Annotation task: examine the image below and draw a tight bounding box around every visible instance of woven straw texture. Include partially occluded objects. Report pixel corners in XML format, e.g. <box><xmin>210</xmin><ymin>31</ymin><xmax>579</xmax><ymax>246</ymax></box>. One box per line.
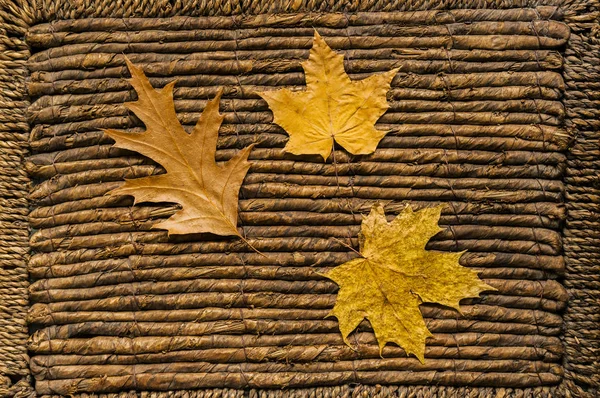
<box><xmin>561</xmin><ymin>0</ymin><xmax>600</xmax><ymax>396</ymax></box>
<box><xmin>26</xmin><ymin>8</ymin><xmax>570</xmax><ymax>396</ymax></box>
<box><xmin>0</xmin><ymin>1</ymin><xmax>33</xmax><ymax>397</ymax></box>
<box><xmin>0</xmin><ymin>0</ymin><xmax>597</xmax><ymax>397</ymax></box>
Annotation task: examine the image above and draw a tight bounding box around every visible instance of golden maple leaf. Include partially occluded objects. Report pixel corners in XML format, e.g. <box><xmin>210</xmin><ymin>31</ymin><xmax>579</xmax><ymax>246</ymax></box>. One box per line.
<box><xmin>257</xmin><ymin>31</ymin><xmax>399</xmax><ymax>161</ymax></box>
<box><xmin>324</xmin><ymin>204</ymin><xmax>495</xmax><ymax>363</ymax></box>
<box><xmin>104</xmin><ymin>58</ymin><xmax>254</xmax><ymax>237</ymax></box>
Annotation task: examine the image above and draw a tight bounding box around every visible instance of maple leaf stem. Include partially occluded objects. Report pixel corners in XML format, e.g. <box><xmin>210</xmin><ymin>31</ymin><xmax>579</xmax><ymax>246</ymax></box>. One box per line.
<box><xmin>236</xmin><ymin>232</ymin><xmax>266</xmax><ymax>258</ymax></box>
<box><xmin>330</xmin><ymin>140</ymin><xmax>340</xmax><ymax>187</ymax></box>
<box><xmin>332</xmin><ymin>237</ymin><xmax>363</xmax><ymax>258</ymax></box>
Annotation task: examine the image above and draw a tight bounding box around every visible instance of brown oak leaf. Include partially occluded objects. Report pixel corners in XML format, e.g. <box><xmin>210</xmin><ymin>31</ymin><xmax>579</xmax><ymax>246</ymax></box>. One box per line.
<box><xmin>257</xmin><ymin>31</ymin><xmax>399</xmax><ymax>161</ymax></box>
<box><xmin>104</xmin><ymin>58</ymin><xmax>254</xmax><ymax>237</ymax></box>
<box><xmin>323</xmin><ymin>203</ymin><xmax>495</xmax><ymax>363</ymax></box>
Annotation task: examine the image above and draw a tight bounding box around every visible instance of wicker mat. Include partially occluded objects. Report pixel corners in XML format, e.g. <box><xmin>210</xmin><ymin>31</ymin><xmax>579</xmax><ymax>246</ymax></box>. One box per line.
<box><xmin>0</xmin><ymin>0</ymin><xmax>598</xmax><ymax>397</ymax></box>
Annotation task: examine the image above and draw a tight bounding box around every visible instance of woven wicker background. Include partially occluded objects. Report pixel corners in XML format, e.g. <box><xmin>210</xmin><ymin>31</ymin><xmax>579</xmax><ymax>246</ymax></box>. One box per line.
<box><xmin>0</xmin><ymin>0</ymin><xmax>598</xmax><ymax>397</ymax></box>
<box><xmin>27</xmin><ymin>7</ymin><xmax>570</xmax><ymax>396</ymax></box>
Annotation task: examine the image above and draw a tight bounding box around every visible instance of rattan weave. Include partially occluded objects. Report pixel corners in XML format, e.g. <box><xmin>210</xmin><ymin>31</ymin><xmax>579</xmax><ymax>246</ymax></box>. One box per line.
<box><xmin>0</xmin><ymin>0</ymin><xmax>597</xmax><ymax>397</ymax></box>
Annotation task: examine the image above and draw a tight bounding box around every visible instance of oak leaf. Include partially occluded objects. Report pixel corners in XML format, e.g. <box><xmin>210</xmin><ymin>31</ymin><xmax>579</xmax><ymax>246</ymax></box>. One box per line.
<box><xmin>104</xmin><ymin>58</ymin><xmax>254</xmax><ymax>237</ymax></box>
<box><xmin>257</xmin><ymin>31</ymin><xmax>399</xmax><ymax>161</ymax></box>
<box><xmin>324</xmin><ymin>204</ymin><xmax>494</xmax><ymax>363</ymax></box>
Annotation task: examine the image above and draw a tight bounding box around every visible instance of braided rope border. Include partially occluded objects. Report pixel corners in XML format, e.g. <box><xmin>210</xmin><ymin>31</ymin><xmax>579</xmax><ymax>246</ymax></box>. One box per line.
<box><xmin>0</xmin><ymin>0</ymin><xmax>597</xmax><ymax>396</ymax></box>
<box><xmin>0</xmin><ymin>2</ymin><xmax>33</xmax><ymax>398</ymax></box>
<box><xmin>0</xmin><ymin>1</ymin><xmax>33</xmax><ymax>397</ymax></box>
<box><xmin>561</xmin><ymin>1</ymin><xmax>600</xmax><ymax>397</ymax></box>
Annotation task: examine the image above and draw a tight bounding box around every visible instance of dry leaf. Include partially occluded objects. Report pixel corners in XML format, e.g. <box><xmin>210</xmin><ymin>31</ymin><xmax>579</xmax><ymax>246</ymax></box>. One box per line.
<box><xmin>323</xmin><ymin>204</ymin><xmax>494</xmax><ymax>363</ymax></box>
<box><xmin>104</xmin><ymin>58</ymin><xmax>254</xmax><ymax>237</ymax></box>
<box><xmin>257</xmin><ymin>31</ymin><xmax>399</xmax><ymax>161</ymax></box>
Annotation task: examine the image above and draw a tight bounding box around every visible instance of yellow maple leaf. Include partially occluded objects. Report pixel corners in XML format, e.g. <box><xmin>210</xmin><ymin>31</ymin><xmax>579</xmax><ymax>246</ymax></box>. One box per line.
<box><xmin>104</xmin><ymin>58</ymin><xmax>254</xmax><ymax>237</ymax></box>
<box><xmin>324</xmin><ymin>204</ymin><xmax>495</xmax><ymax>363</ymax></box>
<box><xmin>257</xmin><ymin>31</ymin><xmax>399</xmax><ymax>161</ymax></box>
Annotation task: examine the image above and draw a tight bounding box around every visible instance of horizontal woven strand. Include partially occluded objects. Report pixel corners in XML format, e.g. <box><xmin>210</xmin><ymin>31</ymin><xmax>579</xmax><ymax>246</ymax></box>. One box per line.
<box><xmin>33</xmin><ymin>323</ymin><xmax>564</xmax><ymax>348</ymax></box>
<box><xmin>27</xmin><ymin>157</ymin><xmax>567</xmax><ymax>183</ymax></box>
<box><xmin>28</xmin><ymin>85</ymin><xmax>565</xmax><ymax>116</ymax></box>
<box><xmin>32</xmin><ymin>360</ymin><xmax>562</xmax><ymax>382</ymax></box>
<box><xmin>26</xmin><ymin>245</ymin><xmax>564</xmax><ymax>273</ymax></box>
<box><xmin>27</xmin><ymin>70</ymin><xmax>565</xmax><ymax>97</ymax></box>
<box><xmin>29</xmin><ymin>208</ymin><xmax>565</xmax><ymax>233</ymax></box>
<box><xmin>29</xmin><ymin>197</ymin><xmax>567</xmax><ymax>222</ymax></box>
<box><xmin>27</xmin><ymin>327</ymin><xmax>565</xmax><ymax>355</ymax></box>
<box><xmin>27</xmin><ymin>250</ymin><xmax>565</xmax><ymax>279</ymax></box>
<box><xmin>27</xmin><ymin>278</ymin><xmax>566</xmax><ymax>313</ymax></box>
<box><xmin>26</xmin><ymin>21</ymin><xmax>570</xmax><ymax>52</ymax></box>
<box><xmin>28</xmin><ymin>313</ymin><xmax>562</xmax><ymax>340</ymax></box>
<box><xmin>27</xmin><ymin>98</ymin><xmax>566</xmax><ymax>126</ymax></box>
<box><xmin>30</xmin><ymin>222</ymin><xmax>563</xmax><ymax>250</ymax></box>
<box><xmin>29</xmin><ymin>171</ymin><xmax>566</xmax><ymax>204</ymax></box>
<box><xmin>27</xmin><ymin>38</ymin><xmax>570</xmax><ymax>72</ymax></box>
<box><xmin>29</xmin><ymin>232</ymin><xmax>565</xmax><ymax>258</ymax></box>
<box><xmin>26</xmin><ymin>8</ymin><xmax>565</xmax><ymax>34</ymax></box>
<box><xmin>27</xmin><ymin>50</ymin><xmax>564</xmax><ymax>75</ymax></box>
<box><xmin>33</xmin><ymin>370</ymin><xmax>563</xmax><ymax>394</ymax></box>
<box><xmin>29</xmin><ymin>346</ymin><xmax>562</xmax><ymax>369</ymax></box>
<box><xmin>27</xmin><ymin>128</ymin><xmax>570</xmax><ymax>160</ymax></box>
<box><xmin>28</xmin><ymin>294</ymin><xmax>564</xmax><ymax>324</ymax></box>
<box><xmin>28</xmin><ymin>292</ymin><xmax>566</xmax><ymax>314</ymax></box>
<box><xmin>29</xmin><ymin>272</ymin><xmax>566</xmax><ymax>297</ymax></box>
